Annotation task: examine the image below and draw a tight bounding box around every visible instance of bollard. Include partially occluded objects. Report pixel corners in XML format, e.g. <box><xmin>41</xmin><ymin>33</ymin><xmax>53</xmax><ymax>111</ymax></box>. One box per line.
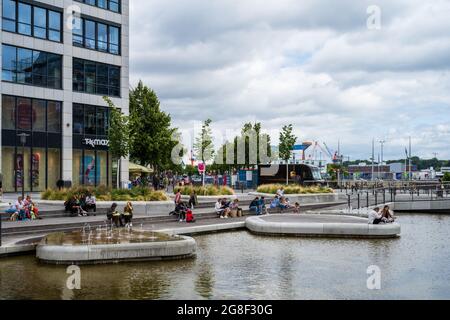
<box><xmin>357</xmin><ymin>193</ymin><xmax>360</xmax><ymax>209</ymax></box>
<box><xmin>383</xmin><ymin>189</ymin><xmax>386</xmax><ymax>204</ymax></box>
<box><xmin>375</xmin><ymin>192</ymin><xmax>378</xmax><ymax>206</ymax></box>
<box><xmin>347</xmin><ymin>194</ymin><xmax>351</xmax><ymax>211</ymax></box>
<box><xmin>367</xmin><ymin>192</ymin><xmax>369</xmax><ymax>208</ymax></box>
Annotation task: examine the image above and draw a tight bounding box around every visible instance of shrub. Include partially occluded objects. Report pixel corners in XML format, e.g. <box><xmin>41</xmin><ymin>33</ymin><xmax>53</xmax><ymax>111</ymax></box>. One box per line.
<box><xmin>177</xmin><ymin>185</ymin><xmax>235</xmax><ymax>196</ymax></box>
<box><xmin>256</xmin><ymin>184</ymin><xmax>333</xmax><ymax>195</ymax></box>
<box><xmin>41</xmin><ymin>186</ymin><xmax>169</xmax><ymax>202</ymax></box>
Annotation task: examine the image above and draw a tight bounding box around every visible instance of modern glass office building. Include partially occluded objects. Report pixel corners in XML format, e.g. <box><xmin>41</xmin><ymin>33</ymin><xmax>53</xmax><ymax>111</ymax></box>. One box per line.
<box><xmin>0</xmin><ymin>0</ymin><xmax>129</xmax><ymax>192</ymax></box>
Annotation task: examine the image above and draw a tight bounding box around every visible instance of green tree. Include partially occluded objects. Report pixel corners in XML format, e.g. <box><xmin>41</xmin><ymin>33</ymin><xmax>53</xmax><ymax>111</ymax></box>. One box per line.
<box><xmin>443</xmin><ymin>173</ymin><xmax>450</xmax><ymax>182</ymax></box>
<box><xmin>194</xmin><ymin>119</ymin><xmax>215</xmax><ymax>163</ymax></box>
<box><xmin>129</xmin><ymin>81</ymin><xmax>179</xmax><ymax>172</ymax></box>
<box><xmin>279</xmin><ymin>124</ymin><xmax>297</xmax><ymax>185</ymax></box>
<box><xmin>103</xmin><ymin>97</ymin><xmax>129</xmax><ymax>188</ymax></box>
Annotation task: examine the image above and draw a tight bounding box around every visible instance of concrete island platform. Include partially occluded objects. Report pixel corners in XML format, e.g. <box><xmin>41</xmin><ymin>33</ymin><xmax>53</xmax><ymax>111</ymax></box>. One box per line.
<box><xmin>246</xmin><ymin>214</ymin><xmax>401</xmax><ymax>238</ymax></box>
<box><xmin>36</xmin><ymin>230</ymin><xmax>196</xmax><ymax>265</ymax></box>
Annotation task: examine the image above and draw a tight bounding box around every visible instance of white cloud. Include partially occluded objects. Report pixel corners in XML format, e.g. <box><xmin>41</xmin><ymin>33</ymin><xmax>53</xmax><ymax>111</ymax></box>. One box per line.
<box><xmin>130</xmin><ymin>0</ymin><xmax>450</xmax><ymax>160</ymax></box>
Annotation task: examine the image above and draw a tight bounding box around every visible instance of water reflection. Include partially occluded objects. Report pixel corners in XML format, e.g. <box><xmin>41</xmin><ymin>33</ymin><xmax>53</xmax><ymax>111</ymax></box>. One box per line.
<box><xmin>0</xmin><ymin>214</ymin><xmax>449</xmax><ymax>300</ymax></box>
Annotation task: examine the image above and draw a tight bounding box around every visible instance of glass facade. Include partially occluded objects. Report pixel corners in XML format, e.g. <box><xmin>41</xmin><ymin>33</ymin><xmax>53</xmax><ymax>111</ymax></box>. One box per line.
<box><xmin>75</xmin><ymin>0</ymin><xmax>121</xmax><ymax>13</ymax></box>
<box><xmin>73</xmin><ymin>17</ymin><xmax>120</xmax><ymax>55</ymax></box>
<box><xmin>73</xmin><ymin>58</ymin><xmax>121</xmax><ymax>97</ymax></box>
<box><xmin>72</xmin><ymin>103</ymin><xmax>112</xmax><ymax>187</ymax></box>
<box><xmin>1</xmin><ymin>95</ymin><xmax>62</xmax><ymax>192</ymax></box>
<box><xmin>2</xmin><ymin>0</ymin><xmax>62</xmax><ymax>42</ymax></box>
<box><xmin>2</xmin><ymin>44</ymin><xmax>63</xmax><ymax>89</ymax></box>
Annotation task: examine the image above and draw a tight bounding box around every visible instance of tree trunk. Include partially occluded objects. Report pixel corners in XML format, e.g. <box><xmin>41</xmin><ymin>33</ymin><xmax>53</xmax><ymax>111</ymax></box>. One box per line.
<box><xmin>286</xmin><ymin>161</ymin><xmax>289</xmax><ymax>186</ymax></box>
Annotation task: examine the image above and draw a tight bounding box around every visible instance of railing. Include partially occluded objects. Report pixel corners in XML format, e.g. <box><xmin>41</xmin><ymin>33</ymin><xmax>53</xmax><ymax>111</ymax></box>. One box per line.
<box><xmin>344</xmin><ymin>183</ymin><xmax>450</xmax><ymax>211</ymax></box>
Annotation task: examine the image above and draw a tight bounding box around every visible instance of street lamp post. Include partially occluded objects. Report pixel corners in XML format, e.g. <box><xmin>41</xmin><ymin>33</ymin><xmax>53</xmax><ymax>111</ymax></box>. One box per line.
<box><xmin>18</xmin><ymin>133</ymin><xmax>30</xmax><ymax>200</ymax></box>
<box><xmin>379</xmin><ymin>140</ymin><xmax>386</xmax><ymax>179</ymax></box>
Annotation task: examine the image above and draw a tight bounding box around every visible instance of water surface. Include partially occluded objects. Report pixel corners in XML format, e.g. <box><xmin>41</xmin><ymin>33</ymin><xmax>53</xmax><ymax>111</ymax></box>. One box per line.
<box><xmin>0</xmin><ymin>214</ymin><xmax>449</xmax><ymax>300</ymax></box>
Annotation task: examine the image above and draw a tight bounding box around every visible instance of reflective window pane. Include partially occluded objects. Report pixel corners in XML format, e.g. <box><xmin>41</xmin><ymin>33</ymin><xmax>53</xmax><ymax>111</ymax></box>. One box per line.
<box><xmin>32</xmin><ymin>100</ymin><xmax>46</xmax><ymax>132</ymax></box>
<box><xmin>85</xmin><ymin>20</ymin><xmax>96</xmax><ymax>49</ymax></box>
<box><xmin>84</xmin><ymin>106</ymin><xmax>96</xmax><ymax>135</ymax></box>
<box><xmin>18</xmin><ymin>3</ymin><xmax>32</xmax><ymax>36</ymax></box>
<box><xmin>73</xmin><ymin>104</ymin><xmax>84</xmax><ymax>134</ymax></box>
<box><xmin>97</xmin><ymin>23</ymin><xmax>108</xmax><ymax>52</ymax></box>
<box><xmin>47</xmin><ymin>101</ymin><xmax>61</xmax><ymax>133</ymax></box>
<box><xmin>2</xmin><ymin>0</ymin><xmax>16</xmax><ymax>32</ymax></box>
<box><xmin>2</xmin><ymin>96</ymin><xmax>16</xmax><ymax>130</ymax></box>
<box><xmin>109</xmin><ymin>26</ymin><xmax>119</xmax><ymax>54</ymax></box>
<box><xmin>17</xmin><ymin>97</ymin><xmax>32</xmax><ymax>130</ymax></box>
<box><xmin>33</xmin><ymin>7</ymin><xmax>47</xmax><ymax>39</ymax></box>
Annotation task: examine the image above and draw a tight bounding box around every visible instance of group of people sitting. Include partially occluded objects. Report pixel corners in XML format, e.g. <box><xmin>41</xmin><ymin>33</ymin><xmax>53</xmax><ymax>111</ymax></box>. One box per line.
<box><xmin>106</xmin><ymin>202</ymin><xmax>134</xmax><ymax>228</ymax></box>
<box><xmin>5</xmin><ymin>195</ymin><xmax>41</xmax><ymax>221</ymax></box>
<box><xmin>215</xmin><ymin>198</ymin><xmax>243</xmax><ymax>219</ymax></box>
<box><xmin>171</xmin><ymin>189</ymin><xmax>196</xmax><ymax>223</ymax></box>
<box><xmin>64</xmin><ymin>193</ymin><xmax>97</xmax><ymax>217</ymax></box>
<box><xmin>368</xmin><ymin>205</ymin><xmax>397</xmax><ymax>225</ymax></box>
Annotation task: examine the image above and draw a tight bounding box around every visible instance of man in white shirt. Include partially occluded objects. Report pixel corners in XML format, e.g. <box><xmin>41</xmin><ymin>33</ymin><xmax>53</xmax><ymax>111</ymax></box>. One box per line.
<box><xmin>368</xmin><ymin>207</ymin><xmax>383</xmax><ymax>225</ymax></box>
<box><xmin>276</xmin><ymin>187</ymin><xmax>285</xmax><ymax>197</ymax></box>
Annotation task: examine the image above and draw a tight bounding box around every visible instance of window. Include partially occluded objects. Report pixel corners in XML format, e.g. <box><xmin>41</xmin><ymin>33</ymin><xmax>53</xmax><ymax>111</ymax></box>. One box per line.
<box><xmin>2</xmin><ymin>0</ymin><xmax>16</xmax><ymax>32</ymax></box>
<box><xmin>73</xmin><ymin>58</ymin><xmax>121</xmax><ymax>97</ymax></box>
<box><xmin>18</xmin><ymin>2</ymin><xmax>31</xmax><ymax>36</ymax></box>
<box><xmin>32</xmin><ymin>100</ymin><xmax>46</xmax><ymax>132</ymax></box>
<box><xmin>73</xmin><ymin>105</ymin><xmax>84</xmax><ymax>134</ymax></box>
<box><xmin>2</xmin><ymin>45</ymin><xmax>16</xmax><ymax>82</ymax></box>
<box><xmin>72</xmin><ymin>18</ymin><xmax>121</xmax><ymax>55</ymax></box>
<box><xmin>17</xmin><ymin>97</ymin><xmax>32</xmax><ymax>130</ymax></box>
<box><xmin>73</xmin><ymin>104</ymin><xmax>110</xmax><ymax>137</ymax></box>
<box><xmin>75</xmin><ymin>0</ymin><xmax>121</xmax><ymax>13</ymax></box>
<box><xmin>2</xmin><ymin>95</ymin><xmax>16</xmax><ymax>130</ymax></box>
<box><xmin>47</xmin><ymin>101</ymin><xmax>61</xmax><ymax>133</ymax></box>
<box><xmin>2</xmin><ymin>1</ymin><xmax>62</xmax><ymax>42</ymax></box>
<box><xmin>33</xmin><ymin>7</ymin><xmax>47</xmax><ymax>39</ymax></box>
<box><xmin>48</xmin><ymin>10</ymin><xmax>62</xmax><ymax>42</ymax></box>
<box><xmin>96</xmin><ymin>107</ymin><xmax>108</xmax><ymax>136</ymax></box>
<box><xmin>2</xmin><ymin>45</ymin><xmax>62</xmax><ymax>89</ymax></box>
<box><xmin>85</xmin><ymin>20</ymin><xmax>96</xmax><ymax>49</ymax></box>
<box><xmin>109</xmin><ymin>26</ymin><xmax>120</xmax><ymax>55</ymax></box>
<box><xmin>84</xmin><ymin>105</ymin><xmax>96</xmax><ymax>135</ymax></box>
<box><xmin>2</xmin><ymin>95</ymin><xmax>62</xmax><ymax>133</ymax></box>
<box><xmin>97</xmin><ymin>23</ymin><xmax>108</xmax><ymax>52</ymax></box>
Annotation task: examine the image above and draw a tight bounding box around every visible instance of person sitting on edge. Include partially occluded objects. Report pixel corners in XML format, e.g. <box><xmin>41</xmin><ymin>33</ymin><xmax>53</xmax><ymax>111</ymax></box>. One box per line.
<box><xmin>276</xmin><ymin>187</ymin><xmax>285</xmax><ymax>197</ymax></box>
<box><xmin>5</xmin><ymin>203</ymin><xmax>18</xmax><ymax>221</ymax></box>
<box><xmin>230</xmin><ymin>199</ymin><xmax>243</xmax><ymax>218</ymax></box>
<box><xmin>279</xmin><ymin>197</ymin><xmax>291</xmax><ymax>211</ymax></box>
<box><xmin>186</xmin><ymin>208</ymin><xmax>196</xmax><ymax>223</ymax></box>
<box><xmin>15</xmin><ymin>196</ymin><xmax>27</xmax><ymax>221</ymax></box>
<box><xmin>215</xmin><ymin>198</ymin><xmax>224</xmax><ymax>217</ymax></box>
<box><xmin>368</xmin><ymin>207</ymin><xmax>384</xmax><ymax>225</ymax></box>
<box><xmin>107</xmin><ymin>203</ymin><xmax>123</xmax><ymax>227</ymax></box>
<box><xmin>257</xmin><ymin>197</ymin><xmax>267</xmax><ymax>215</ymax></box>
<box><xmin>84</xmin><ymin>193</ymin><xmax>97</xmax><ymax>215</ymax></box>
<box><xmin>123</xmin><ymin>202</ymin><xmax>134</xmax><ymax>229</ymax></box>
<box><xmin>270</xmin><ymin>196</ymin><xmax>280</xmax><ymax>209</ymax></box>
<box><xmin>381</xmin><ymin>205</ymin><xmax>396</xmax><ymax>223</ymax></box>
<box><xmin>249</xmin><ymin>197</ymin><xmax>261</xmax><ymax>215</ymax></box>
<box><xmin>220</xmin><ymin>198</ymin><xmax>231</xmax><ymax>219</ymax></box>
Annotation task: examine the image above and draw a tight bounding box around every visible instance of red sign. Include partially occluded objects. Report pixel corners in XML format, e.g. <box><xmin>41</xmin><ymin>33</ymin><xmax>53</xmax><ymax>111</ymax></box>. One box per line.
<box><xmin>198</xmin><ymin>163</ymin><xmax>205</xmax><ymax>173</ymax></box>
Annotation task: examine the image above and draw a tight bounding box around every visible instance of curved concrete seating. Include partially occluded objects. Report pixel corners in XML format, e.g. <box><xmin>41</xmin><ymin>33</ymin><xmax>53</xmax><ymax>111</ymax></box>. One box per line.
<box><xmin>36</xmin><ymin>230</ymin><xmax>196</xmax><ymax>265</ymax></box>
<box><xmin>246</xmin><ymin>214</ymin><xmax>401</xmax><ymax>238</ymax></box>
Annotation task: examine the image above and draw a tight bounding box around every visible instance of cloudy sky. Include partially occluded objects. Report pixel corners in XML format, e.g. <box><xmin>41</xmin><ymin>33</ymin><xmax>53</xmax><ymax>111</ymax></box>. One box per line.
<box><xmin>129</xmin><ymin>0</ymin><xmax>450</xmax><ymax>161</ymax></box>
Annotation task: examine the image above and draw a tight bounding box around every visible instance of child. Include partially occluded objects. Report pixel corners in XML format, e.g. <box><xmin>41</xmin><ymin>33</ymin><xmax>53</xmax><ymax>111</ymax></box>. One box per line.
<box><xmin>123</xmin><ymin>202</ymin><xmax>134</xmax><ymax>228</ymax></box>
<box><xmin>6</xmin><ymin>203</ymin><xmax>18</xmax><ymax>221</ymax></box>
<box><xmin>186</xmin><ymin>209</ymin><xmax>196</xmax><ymax>223</ymax></box>
<box><xmin>293</xmin><ymin>202</ymin><xmax>301</xmax><ymax>214</ymax></box>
